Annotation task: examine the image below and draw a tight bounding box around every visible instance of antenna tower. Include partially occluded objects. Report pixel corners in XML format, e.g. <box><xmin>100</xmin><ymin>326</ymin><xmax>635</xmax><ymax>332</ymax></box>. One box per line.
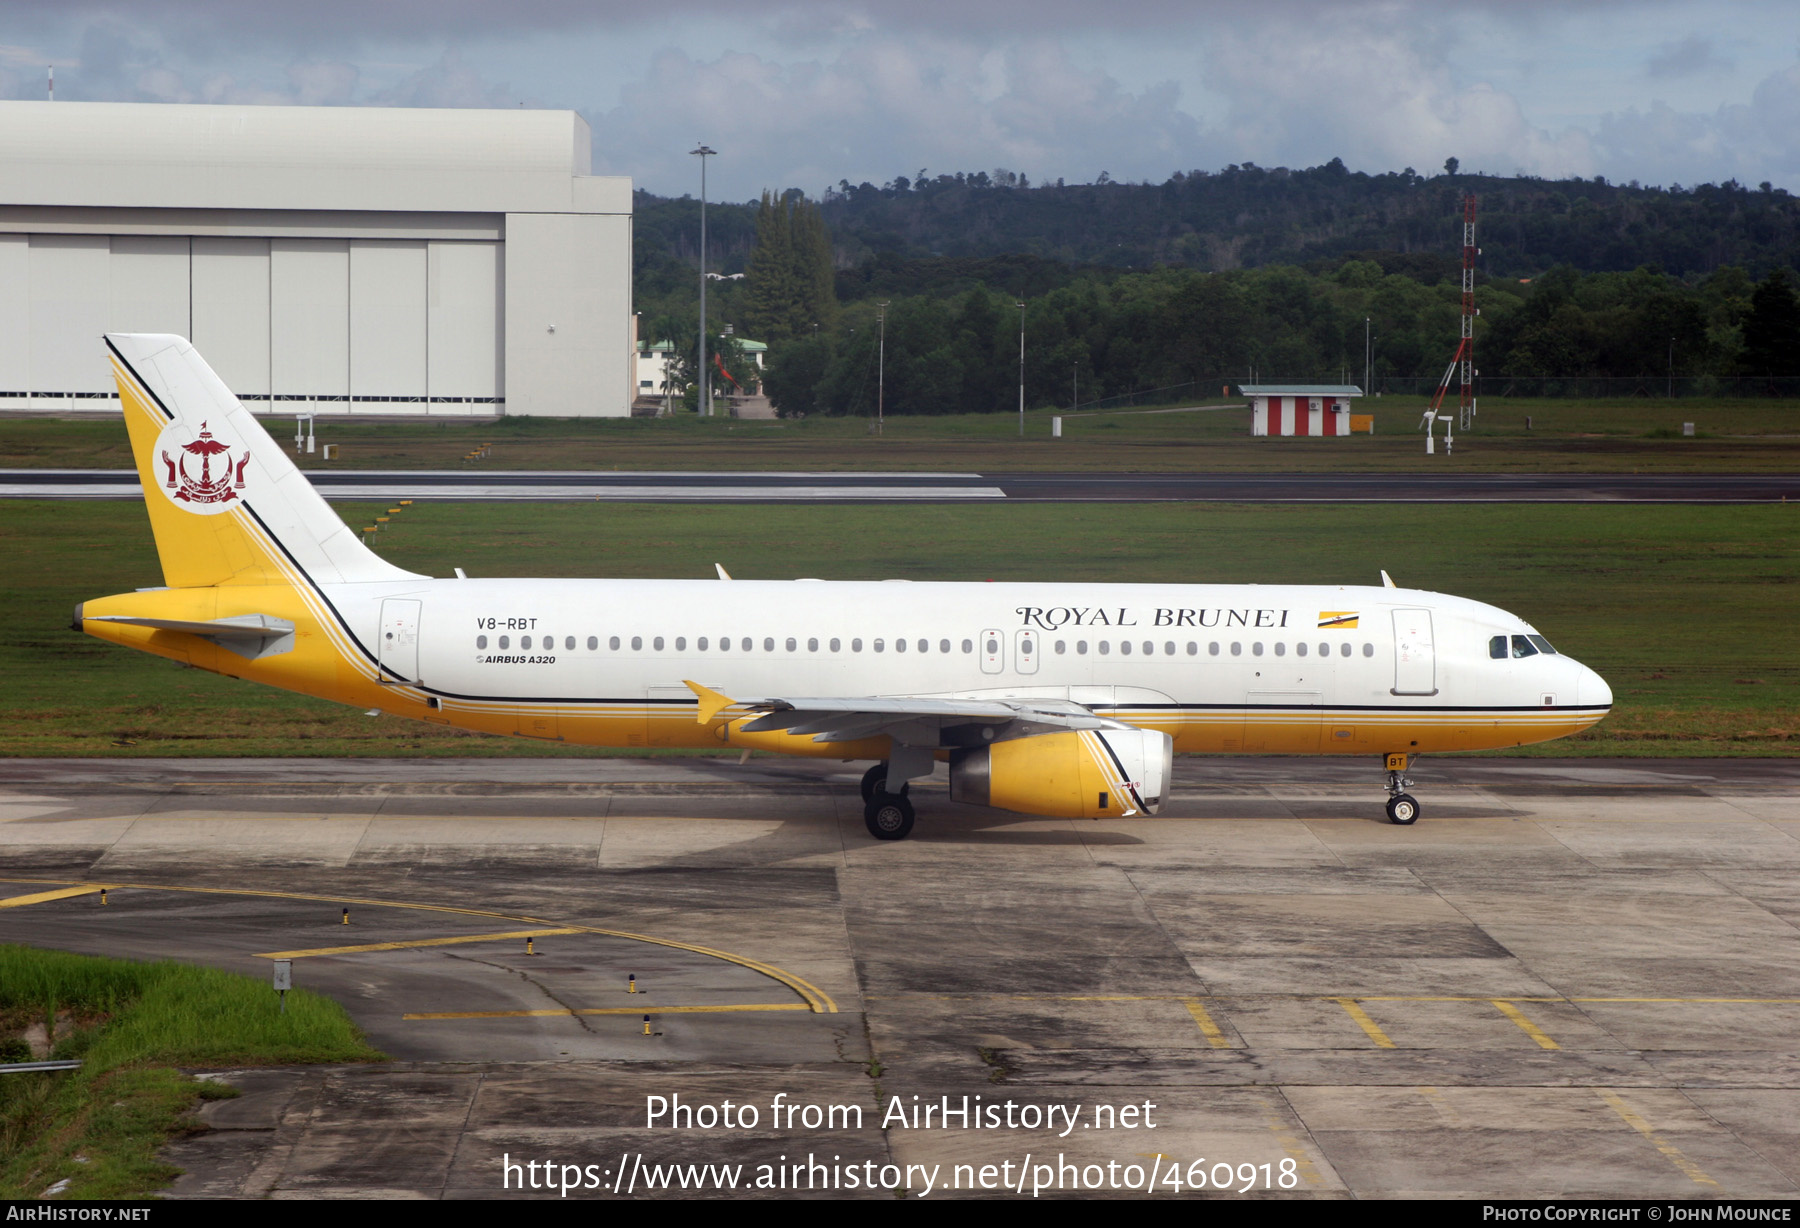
<box><xmin>1428</xmin><ymin>194</ymin><xmax>1478</xmax><ymax>430</ymax></box>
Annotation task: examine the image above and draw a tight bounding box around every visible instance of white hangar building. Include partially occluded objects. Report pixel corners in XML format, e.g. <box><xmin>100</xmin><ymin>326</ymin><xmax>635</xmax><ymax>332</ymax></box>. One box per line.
<box><xmin>0</xmin><ymin>101</ymin><xmax>634</xmax><ymax>416</ymax></box>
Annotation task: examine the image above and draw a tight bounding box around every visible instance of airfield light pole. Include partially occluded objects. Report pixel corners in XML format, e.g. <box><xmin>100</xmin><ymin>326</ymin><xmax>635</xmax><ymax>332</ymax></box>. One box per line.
<box><xmin>1016</xmin><ymin>301</ymin><xmax>1026</xmax><ymax>437</ymax></box>
<box><xmin>877</xmin><ymin>301</ymin><xmax>888</xmax><ymax>434</ymax></box>
<box><xmin>1364</xmin><ymin>316</ymin><xmax>1371</xmax><ymax>395</ymax></box>
<box><xmin>691</xmin><ymin>144</ymin><xmax>717</xmax><ymax>416</ymax></box>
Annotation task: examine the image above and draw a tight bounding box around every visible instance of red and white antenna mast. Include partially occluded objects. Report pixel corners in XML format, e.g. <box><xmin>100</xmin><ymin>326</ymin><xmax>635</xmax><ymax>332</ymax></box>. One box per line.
<box><xmin>1428</xmin><ymin>194</ymin><xmax>1479</xmax><ymax>431</ymax></box>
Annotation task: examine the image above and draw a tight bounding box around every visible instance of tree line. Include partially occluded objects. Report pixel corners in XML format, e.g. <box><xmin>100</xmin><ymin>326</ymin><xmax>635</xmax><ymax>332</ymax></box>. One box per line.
<box><xmin>632</xmin><ymin>159</ymin><xmax>1800</xmax><ymax>414</ymax></box>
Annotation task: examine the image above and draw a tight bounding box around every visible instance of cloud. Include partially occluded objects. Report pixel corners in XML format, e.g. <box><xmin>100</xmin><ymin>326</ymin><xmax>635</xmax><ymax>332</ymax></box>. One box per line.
<box><xmin>1595</xmin><ymin>57</ymin><xmax>1800</xmax><ymax>186</ymax></box>
<box><xmin>1200</xmin><ymin>15</ymin><xmax>1595</xmax><ymax>180</ymax></box>
<box><xmin>1647</xmin><ymin>34</ymin><xmax>1731</xmax><ymax>79</ymax></box>
<box><xmin>591</xmin><ymin>37</ymin><xmax>1204</xmax><ymax>196</ymax></box>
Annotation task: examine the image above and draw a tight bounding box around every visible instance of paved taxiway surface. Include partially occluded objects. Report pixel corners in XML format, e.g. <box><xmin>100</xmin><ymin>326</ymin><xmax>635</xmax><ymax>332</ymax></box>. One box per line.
<box><xmin>3</xmin><ymin>755</ymin><xmax>1797</xmax><ymax>1199</ymax></box>
<box><xmin>6</xmin><ymin>469</ymin><xmax>1798</xmax><ymax>502</ymax></box>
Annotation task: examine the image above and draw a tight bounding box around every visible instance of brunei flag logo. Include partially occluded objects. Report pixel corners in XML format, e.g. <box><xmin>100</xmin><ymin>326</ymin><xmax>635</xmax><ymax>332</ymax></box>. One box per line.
<box><xmin>1318</xmin><ymin>611</ymin><xmax>1359</xmax><ymax>629</ymax></box>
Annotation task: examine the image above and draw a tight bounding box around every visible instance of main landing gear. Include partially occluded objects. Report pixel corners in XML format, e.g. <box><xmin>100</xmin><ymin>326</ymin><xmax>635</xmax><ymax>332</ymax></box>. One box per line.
<box><xmin>1383</xmin><ymin>752</ymin><xmax>1420</xmax><ymax>826</ymax></box>
<box><xmin>860</xmin><ymin>761</ymin><xmax>915</xmax><ymax>841</ymax></box>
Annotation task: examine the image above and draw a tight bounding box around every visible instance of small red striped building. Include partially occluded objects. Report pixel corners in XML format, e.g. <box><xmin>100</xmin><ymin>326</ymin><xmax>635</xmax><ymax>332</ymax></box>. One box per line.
<box><xmin>1243</xmin><ymin>384</ymin><xmax>1363</xmax><ymax>437</ymax></box>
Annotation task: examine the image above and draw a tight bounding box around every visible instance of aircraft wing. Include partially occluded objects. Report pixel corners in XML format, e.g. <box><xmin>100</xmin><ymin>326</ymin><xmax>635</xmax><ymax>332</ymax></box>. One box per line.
<box><xmin>685</xmin><ymin>681</ymin><xmax>1121</xmax><ymax>744</ymax></box>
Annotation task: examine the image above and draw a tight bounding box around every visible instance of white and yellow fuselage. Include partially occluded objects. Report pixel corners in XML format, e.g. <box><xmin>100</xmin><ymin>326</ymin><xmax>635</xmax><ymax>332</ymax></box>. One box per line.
<box><xmin>77</xmin><ymin>334</ymin><xmax>1612</xmax><ymax>825</ymax></box>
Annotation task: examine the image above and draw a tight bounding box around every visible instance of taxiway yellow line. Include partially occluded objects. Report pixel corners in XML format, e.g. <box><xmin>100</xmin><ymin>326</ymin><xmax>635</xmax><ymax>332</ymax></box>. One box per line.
<box><xmin>258</xmin><ymin>928</ymin><xmax>583</xmax><ymax>959</ymax></box>
<box><xmin>1596</xmin><ymin>1090</ymin><xmax>1720</xmax><ymax>1189</ymax></box>
<box><xmin>1490</xmin><ymin>999</ymin><xmax>1560</xmax><ymax>1049</ymax></box>
<box><xmin>0</xmin><ymin>885</ymin><xmax>110</xmax><ymax>909</ymax></box>
<box><xmin>0</xmin><ymin>876</ymin><xmax>836</xmax><ymax>1015</ymax></box>
<box><xmin>404</xmin><ymin>1004</ymin><xmax>813</xmax><ymax>1021</ymax></box>
<box><xmin>1180</xmin><ymin>998</ymin><xmax>1235</xmax><ymax>1049</ymax></box>
<box><xmin>1331</xmin><ymin>998</ymin><xmax>1398</xmax><ymax>1048</ymax></box>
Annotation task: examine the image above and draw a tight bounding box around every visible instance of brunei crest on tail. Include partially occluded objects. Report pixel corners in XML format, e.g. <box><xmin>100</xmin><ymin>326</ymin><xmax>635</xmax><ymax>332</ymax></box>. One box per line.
<box><xmin>157</xmin><ymin>420</ymin><xmax>249</xmax><ymax>510</ymax></box>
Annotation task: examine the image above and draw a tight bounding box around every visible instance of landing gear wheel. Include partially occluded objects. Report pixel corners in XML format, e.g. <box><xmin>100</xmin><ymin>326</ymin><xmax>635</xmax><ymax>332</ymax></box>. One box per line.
<box><xmin>863</xmin><ymin>791</ymin><xmax>915</xmax><ymax>841</ymax></box>
<box><xmin>1386</xmin><ymin>793</ymin><xmax>1420</xmax><ymax>825</ymax></box>
<box><xmin>860</xmin><ymin>762</ymin><xmax>888</xmax><ymax>804</ymax></box>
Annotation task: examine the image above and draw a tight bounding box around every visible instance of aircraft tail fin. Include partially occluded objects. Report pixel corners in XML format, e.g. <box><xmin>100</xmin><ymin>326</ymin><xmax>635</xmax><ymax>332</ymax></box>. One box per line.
<box><xmin>106</xmin><ymin>334</ymin><xmax>423</xmax><ymax>589</ymax></box>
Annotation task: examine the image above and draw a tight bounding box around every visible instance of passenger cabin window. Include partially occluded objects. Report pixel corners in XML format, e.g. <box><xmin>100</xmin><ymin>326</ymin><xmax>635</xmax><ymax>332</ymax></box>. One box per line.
<box><xmin>1490</xmin><ymin>635</ymin><xmax>1508</xmax><ymax>659</ymax></box>
<box><xmin>806</xmin><ymin>638</ymin><xmax>817</xmax><ymax>652</ymax></box>
<box><xmin>741</xmin><ymin>638</ymin><xmax>752</xmax><ymax>652</ymax></box>
<box><xmin>609</xmin><ymin>636</ymin><xmax>620</xmax><ymax>651</ymax></box>
<box><xmin>1209</xmin><ymin>642</ymin><xmax>1220</xmax><ymax>656</ymax></box>
<box><xmin>587</xmin><ymin>636</ymin><xmax>598</xmax><ymax>650</ymax></box>
<box><xmin>1165</xmin><ymin>642</ymin><xmax>1176</xmax><ymax>656</ymax></box>
<box><xmin>1511</xmin><ymin>634</ymin><xmax>1538</xmax><ymax>658</ymax></box>
<box><xmin>522</xmin><ymin>636</ymin><xmax>532</xmax><ymax>649</ymax></box>
<box><xmin>1055</xmin><ymin>640</ymin><xmax>1067</xmax><ymax>655</ymax></box>
<box><xmin>1120</xmin><ymin>641</ymin><xmax>1131</xmax><ymax>655</ymax></box>
<box><xmin>939</xmin><ymin>640</ymin><xmax>950</xmax><ymax>654</ymax></box>
<box><xmin>1099</xmin><ymin>641</ymin><xmax>1111</xmax><ymax>655</ymax></box>
<box><xmin>477</xmin><ymin>635</ymin><xmax>488</xmax><ymax>649</ymax></box>
<box><xmin>1186</xmin><ymin>642</ymin><xmax>1198</xmax><ymax>655</ymax></box>
<box><xmin>961</xmin><ymin>639</ymin><xmax>973</xmax><ymax>654</ymax></box>
<box><xmin>764</xmin><ymin>637</ymin><xmax>775</xmax><ymax>652</ymax></box>
<box><xmin>631</xmin><ymin>636</ymin><xmax>642</xmax><ymax>651</ymax></box>
<box><xmin>875</xmin><ymin>638</ymin><xmax>886</xmax><ymax>653</ymax></box>
<box><xmin>1077</xmin><ymin>641</ymin><xmax>1088</xmax><ymax>655</ymax></box>
<box><xmin>698</xmin><ymin>637</ymin><xmax>709</xmax><ymax>650</ymax></box>
<box><xmin>1274</xmin><ymin>642</ymin><xmax>1286</xmax><ymax>657</ymax></box>
<box><xmin>830</xmin><ymin>638</ymin><xmax>841</xmax><ymax>652</ymax></box>
<box><xmin>1297</xmin><ymin>642</ymin><xmax>1308</xmax><ymax>657</ymax></box>
<box><xmin>499</xmin><ymin>635</ymin><xmax>510</xmax><ymax>649</ymax></box>
<box><xmin>565</xmin><ymin>636</ymin><xmax>575</xmax><ymax>650</ymax></box>
<box><xmin>852</xmin><ymin>638</ymin><xmax>863</xmax><ymax>652</ymax></box>
<box><xmin>1363</xmin><ymin>643</ymin><xmax>1374</xmax><ymax>656</ymax></box>
<box><xmin>653</xmin><ymin>637</ymin><xmax>664</xmax><ymax>651</ymax></box>
<box><xmin>676</xmin><ymin>637</ymin><xmax>687</xmax><ymax>651</ymax></box>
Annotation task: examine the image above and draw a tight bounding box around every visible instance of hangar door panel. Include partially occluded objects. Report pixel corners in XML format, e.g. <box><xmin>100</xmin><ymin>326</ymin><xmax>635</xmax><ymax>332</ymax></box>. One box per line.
<box><xmin>109</xmin><ymin>237</ymin><xmax>191</xmax><ymax>338</ymax></box>
<box><xmin>427</xmin><ymin>242</ymin><xmax>500</xmax><ymax>405</ymax></box>
<box><xmin>350</xmin><ymin>240</ymin><xmax>427</xmax><ymax>410</ymax></box>
<box><xmin>30</xmin><ymin>235</ymin><xmax>111</xmax><ymax>396</ymax></box>
<box><xmin>271</xmin><ymin>240</ymin><xmax>350</xmax><ymax>412</ymax></box>
<box><xmin>0</xmin><ymin>236</ymin><xmax>27</xmax><ymax>399</ymax></box>
<box><xmin>191</xmin><ymin>238</ymin><xmax>271</xmax><ymax>401</ymax></box>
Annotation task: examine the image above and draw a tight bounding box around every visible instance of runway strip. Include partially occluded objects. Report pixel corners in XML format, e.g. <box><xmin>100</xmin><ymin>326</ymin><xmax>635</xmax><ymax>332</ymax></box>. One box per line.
<box><xmin>4</xmin><ymin>468</ymin><xmax>1796</xmax><ymax>502</ymax></box>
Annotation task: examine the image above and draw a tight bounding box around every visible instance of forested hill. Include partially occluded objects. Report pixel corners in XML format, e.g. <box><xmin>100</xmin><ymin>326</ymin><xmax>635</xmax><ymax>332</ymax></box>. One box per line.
<box><xmin>635</xmin><ymin>161</ymin><xmax>1800</xmax><ymax>287</ymax></box>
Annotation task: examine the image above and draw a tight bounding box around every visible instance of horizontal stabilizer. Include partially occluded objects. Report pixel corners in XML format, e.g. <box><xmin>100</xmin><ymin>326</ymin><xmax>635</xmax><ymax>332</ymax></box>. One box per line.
<box><xmin>85</xmin><ymin>613</ymin><xmax>295</xmax><ymax>660</ymax></box>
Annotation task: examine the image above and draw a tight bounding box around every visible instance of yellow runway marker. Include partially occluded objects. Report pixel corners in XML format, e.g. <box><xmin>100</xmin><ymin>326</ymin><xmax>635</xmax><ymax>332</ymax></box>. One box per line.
<box><xmin>404</xmin><ymin>1003</ymin><xmax>812</xmax><ymax>1021</ymax></box>
<box><xmin>0</xmin><ymin>885</ymin><xmax>110</xmax><ymax>909</ymax></box>
<box><xmin>1332</xmin><ymin>998</ymin><xmax>1397</xmax><ymax>1048</ymax></box>
<box><xmin>1180</xmin><ymin>998</ymin><xmax>1234</xmax><ymax>1049</ymax></box>
<box><xmin>258</xmin><ymin>928</ymin><xmax>582</xmax><ymax>959</ymax></box>
<box><xmin>1</xmin><ymin>876</ymin><xmax>836</xmax><ymax>1014</ymax></box>
<box><xmin>1491</xmin><ymin>999</ymin><xmax>1560</xmax><ymax>1049</ymax></box>
<box><xmin>1596</xmin><ymin>1090</ymin><xmax>1720</xmax><ymax>1189</ymax></box>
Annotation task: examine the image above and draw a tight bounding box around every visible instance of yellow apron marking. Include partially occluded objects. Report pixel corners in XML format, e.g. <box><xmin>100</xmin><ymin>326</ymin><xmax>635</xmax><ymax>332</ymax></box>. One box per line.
<box><xmin>404</xmin><ymin>1003</ymin><xmax>814</xmax><ymax>1021</ymax></box>
<box><xmin>258</xmin><ymin>928</ymin><xmax>582</xmax><ymax>959</ymax></box>
<box><xmin>1180</xmin><ymin>998</ymin><xmax>1235</xmax><ymax>1049</ymax></box>
<box><xmin>1251</xmin><ymin>1092</ymin><xmax>1326</xmax><ymax>1189</ymax></box>
<box><xmin>1331</xmin><ymin>998</ymin><xmax>1398</xmax><ymax>1048</ymax></box>
<box><xmin>0</xmin><ymin>876</ymin><xmax>835</xmax><ymax>1015</ymax></box>
<box><xmin>1490</xmin><ymin>999</ymin><xmax>1561</xmax><ymax>1049</ymax></box>
<box><xmin>1596</xmin><ymin>1090</ymin><xmax>1721</xmax><ymax>1189</ymax></box>
<box><xmin>0</xmin><ymin>885</ymin><xmax>111</xmax><ymax>909</ymax></box>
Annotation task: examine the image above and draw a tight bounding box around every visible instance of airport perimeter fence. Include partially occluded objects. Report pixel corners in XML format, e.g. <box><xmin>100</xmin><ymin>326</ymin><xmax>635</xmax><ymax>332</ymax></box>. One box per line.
<box><xmin>1061</xmin><ymin>374</ymin><xmax>1800</xmax><ymax>413</ymax></box>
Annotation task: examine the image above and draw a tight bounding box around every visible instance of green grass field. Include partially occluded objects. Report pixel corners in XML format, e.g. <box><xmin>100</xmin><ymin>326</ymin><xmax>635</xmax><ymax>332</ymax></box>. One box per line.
<box><xmin>4</xmin><ymin>396</ymin><xmax>1800</xmax><ymax>473</ymax></box>
<box><xmin>0</xmin><ymin>945</ymin><xmax>379</xmax><ymax>1199</ymax></box>
<box><xmin>1</xmin><ymin>498</ymin><xmax>1793</xmax><ymax>757</ymax></box>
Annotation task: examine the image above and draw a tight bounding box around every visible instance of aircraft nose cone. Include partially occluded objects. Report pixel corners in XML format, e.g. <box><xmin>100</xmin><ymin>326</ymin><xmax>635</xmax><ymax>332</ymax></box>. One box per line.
<box><xmin>1579</xmin><ymin>662</ymin><xmax>1612</xmax><ymax>709</ymax></box>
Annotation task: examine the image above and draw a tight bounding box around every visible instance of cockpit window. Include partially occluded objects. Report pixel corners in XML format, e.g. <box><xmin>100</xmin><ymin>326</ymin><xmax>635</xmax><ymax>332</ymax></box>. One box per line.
<box><xmin>1527</xmin><ymin>634</ymin><xmax>1557</xmax><ymax>655</ymax></box>
<box><xmin>1511</xmin><ymin>634</ymin><xmax>1538</xmax><ymax>658</ymax></box>
<box><xmin>1489</xmin><ymin>635</ymin><xmax>1507</xmax><ymax>660</ymax></box>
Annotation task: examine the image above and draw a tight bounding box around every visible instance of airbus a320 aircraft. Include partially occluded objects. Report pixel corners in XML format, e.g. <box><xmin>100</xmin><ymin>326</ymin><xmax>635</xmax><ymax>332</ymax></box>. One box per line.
<box><xmin>75</xmin><ymin>335</ymin><xmax>1612</xmax><ymax>840</ymax></box>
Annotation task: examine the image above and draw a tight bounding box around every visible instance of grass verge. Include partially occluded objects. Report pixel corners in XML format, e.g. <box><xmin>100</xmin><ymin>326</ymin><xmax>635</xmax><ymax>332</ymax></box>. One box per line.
<box><xmin>2</xmin><ymin>499</ymin><xmax>1794</xmax><ymax>757</ymax></box>
<box><xmin>0</xmin><ymin>945</ymin><xmax>381</xmax><ymax>1199</ymax></box>
<box><xmin>3</xmin><ymin>397</ymin><xmax>1800</xmax><ymax>472</ymax></box>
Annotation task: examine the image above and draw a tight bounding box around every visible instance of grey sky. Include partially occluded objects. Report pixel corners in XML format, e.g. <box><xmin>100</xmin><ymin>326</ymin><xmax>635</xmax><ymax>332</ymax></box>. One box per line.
<box><xmin>3</xmin><ymin>2</ymin><xmax>1796</xmax><ymax>198</ymax></box>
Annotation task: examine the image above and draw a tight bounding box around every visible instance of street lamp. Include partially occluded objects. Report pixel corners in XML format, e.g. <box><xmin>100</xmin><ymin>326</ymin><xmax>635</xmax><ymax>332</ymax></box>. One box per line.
<box><xmin>691</xmin><ymin>144</ymin><xmax>717</xmax><ymax>416</ymax></box>
<box><xmin>1016</xmin><ymin>301</ymin><xmax>1026</xmax><ymax>437</ymax></box>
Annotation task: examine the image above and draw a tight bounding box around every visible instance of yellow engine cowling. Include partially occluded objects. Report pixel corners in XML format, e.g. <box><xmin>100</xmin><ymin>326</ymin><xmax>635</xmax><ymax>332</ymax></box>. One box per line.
<box><xmin>949</xmin><ymin>728</ymin><xmax>1172</xmax><ymax>819</ymax></box>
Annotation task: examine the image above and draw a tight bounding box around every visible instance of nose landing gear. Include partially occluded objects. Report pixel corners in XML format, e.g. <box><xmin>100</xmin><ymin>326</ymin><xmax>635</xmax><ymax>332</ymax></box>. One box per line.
<box><xmin>1384</xmin><ymin>752</ymin><xmax>1421</xmax><ymax>825</ymax></box>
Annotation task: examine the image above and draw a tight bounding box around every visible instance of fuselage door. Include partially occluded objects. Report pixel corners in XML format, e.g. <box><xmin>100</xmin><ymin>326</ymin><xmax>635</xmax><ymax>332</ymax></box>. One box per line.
<box><xmin>378</xmin><ymin>598</ymin><xmax>421</xmax><ymax>684</ymax></box>
<box><xmin>1014</xmin><ymin>629</ymin><xmax>1039</xmax><ymax>675</ymax></box>
<box><xmin>1391</xmin><ymin>608</ymin><xmax>1436</xmax><ymax>695</ymax></box>
<box><xmin>980</xmin><ymin>629</ymin><xmax>1005</xmax><ymax>675</ymax></box>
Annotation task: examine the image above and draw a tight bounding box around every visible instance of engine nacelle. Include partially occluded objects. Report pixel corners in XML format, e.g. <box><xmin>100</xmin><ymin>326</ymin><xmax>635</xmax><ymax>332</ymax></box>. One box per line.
<box><xmin>949</xmin><ymin>728</ymin><xmax>1172</xmax><ymax>819</ymax></box>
